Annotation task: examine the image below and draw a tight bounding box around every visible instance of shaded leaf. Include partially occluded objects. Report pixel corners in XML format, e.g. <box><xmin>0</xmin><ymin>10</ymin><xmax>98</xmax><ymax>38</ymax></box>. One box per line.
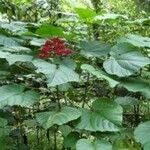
<box><xmin>80</xmin><ymin>41</ymin><xmax>111</xmax><ymax>58</ymax></box>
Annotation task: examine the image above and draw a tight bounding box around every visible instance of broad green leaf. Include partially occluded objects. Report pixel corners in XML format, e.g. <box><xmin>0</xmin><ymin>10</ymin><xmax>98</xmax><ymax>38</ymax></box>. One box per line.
<box><xmin>0</xmin><ymin>21</ymin><xmax>28</xmax><ymax>34</ymax></box>
<box><xmin>34</xmin><ymin>60</ymin><xmax>79</xmax><ymax>86</ymax></box>
<box><xmin>36</xmin><ymin>24</ymin><xmax>64</xmax><ymax>38</ymax></box>
<box><xmin>77</xmin><ymin>99</ymin><xmax>123</xmax><ymax>132</ymax></box>
<box><xmin>75</xmin><ymin>8</ymin><xmax>96</xmax><ymax>22</ymax></box>
<box><xmin>134</xmin><ymin>121</ymin><xmax>150</xmax><ymax>150</ymax></box>
<box><xmin>76</xmin><ymin>139</ymin><xmax>112</xmax><ymax>150</ymax></box>
<box><xmin>115</xmin><ymin>97</ymin><xmax>138</xmax><ymax>107</ymax></box>
<box><xmin>81</xmin><ymin>64</ymin><xmax>119</xmax><ymax>87</ymax></box>
<box><xmin>0</xmin><ymin>46</ymin><xmax>31</xmax><ymax>53</ymax></box>
<box><xmin>120</xmin><ymin>78</ymin><xmax>150</xmax><ymax>99</ymax></box>
<box><xmin>119</xmin><ymin>76</ymin><xmax>149</xmax><ymax>93</ymax></box>
<box><xmin>0</xmin><ymin>51</ymin><xmax>33</xmax><ymax>65</ymax></box>
<box><xmin>80</xmin><ymin>41</ymin><xmax>111</xmax><ymax>58</ymax></box>
<box><xmin>0</xmin><ymin>35</ymin><xmax>20</xmax><ymax>47</ymax></box>
<box><xmin>0</xmin><ymin>84</ymin><xmax>39</xmax><ymax>108</ymax></box>
<box><xmin>103</xmin><ymin>43</ymin><xmax>150</xmax><ymax>77</ymax></box>
<box><xmin>118</xmin><ymin>34</ymin><xmax>150</xmax><ymax>48</ymax></box>
<box><xmin>36</xmin><ymin>107</ymin><xmax>81</xmax><ymax>129</ymax></box>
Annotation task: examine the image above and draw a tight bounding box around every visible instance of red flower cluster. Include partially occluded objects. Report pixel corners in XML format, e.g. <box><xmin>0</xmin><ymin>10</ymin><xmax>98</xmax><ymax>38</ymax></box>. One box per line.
<box><xmin>39</xmin><ymin>38</ymin><xmax>73</xmax><ymax>58</ymax></box>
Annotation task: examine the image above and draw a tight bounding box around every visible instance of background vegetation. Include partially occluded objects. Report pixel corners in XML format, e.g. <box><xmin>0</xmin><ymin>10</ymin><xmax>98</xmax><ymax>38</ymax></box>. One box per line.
<box><xmin>0</xmin><ymin>0</ymin><xmax>150</xmax><ymax>150</ymax></box>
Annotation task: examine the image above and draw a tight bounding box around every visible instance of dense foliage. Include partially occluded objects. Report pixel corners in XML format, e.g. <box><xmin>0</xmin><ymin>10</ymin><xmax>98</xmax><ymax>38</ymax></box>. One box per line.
<box><xmin>0</xmin><ymin>0</ymin><xmax>150</xmax><ymax>150</ymax></box>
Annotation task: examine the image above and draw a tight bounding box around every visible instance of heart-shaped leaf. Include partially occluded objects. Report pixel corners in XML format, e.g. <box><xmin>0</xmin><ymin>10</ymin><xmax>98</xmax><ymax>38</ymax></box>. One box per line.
<box><xmin>0</xmin><ymin>84</ymin><xmax>39</xmax><ymax>108</ymax></box>
<box><xmin>77</xmin><ymin>99</ymin><xmax>123</xmax><ymax>132</ymax></box>
<box><xmin>103</xmin><ymin>43</ymin><xmax>150</xmax><ymax>77</ymax></box>
<box><xmin>36</xmin><ymin>107</ymin><xmax>81</xmax><ymax>129</ymax></box>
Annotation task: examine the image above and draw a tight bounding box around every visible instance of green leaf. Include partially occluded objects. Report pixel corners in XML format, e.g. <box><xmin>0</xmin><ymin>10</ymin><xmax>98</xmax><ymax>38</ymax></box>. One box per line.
<box><xmin>0</xmin><ymin>35</ymin><xmax>20</xmax><ymax>47</ymax></box>
<box><xmin>77</xmin><ymin>99</ymin><xmax>123</xmax><ymax>132</ymax></box>
<box><xmin>80</xmin><ymin>41</ymin><xmax>111</xmax><ymax>58</ymax></box>
<box><xmin>0</xmin><ymin>118</ymin><xmax>10</xmax><ymax>137</ymax></box>
<box><xmin>81</xmin><ymin>64</ymin><xmax>119</xmax><ymax>87</ymax></box>
<box><xmin>118</xmin><ymin>34</ymin><xmax>150</xmax><ymax>48</ymax></box>
<box><xmin>76</xmin><ymin>139</ymin><xmax>112</xmax><ymax>150</ymax></box>
<box><xmin>0</xmin><ymin>51</ymin><xmax>33</xmax><ymax>65</ymax></box>
<box><xmin>34</xmin><ymin>60</ymin><xmax>79</xmax><ymax>87</ymax></box>
<box><xmin>103</xmin><ymin>43</ymin><xmax>150</xmax><ymax>77</ymax></box>
<box><xmin>64</xmin><ymin>132</ymin><xmax>80</xmax><ymax>148</ymax></box>
<box><xmin>134</xmin><ymin>121</ymin><xmax>150</xmax><ymax>150</ymax></box>
<box><xmin>120</xmin><ymin>78</ymin><xmax>150</xmax><ymax>99</ymax></box>
<box><xmin>75</xmin><ymin>8</ymin><xmax>96</xmax><ymax>22</ymax></box>
<box><xmin>59</xmin><ymin>125</ymin><xmax>72</xmax><ymax>137</ymax></box>
<box><xmin>36</xmin><ymin>24</ymin><xmax>64</xmax><ymax>38</ymax></box>
<box><xmin>29</xmin><ymin>38</ymin><xmax>46</xmax><ymax>47</ymax></box>
<box><xmin>0</xmin><ymin>84</ymin><xmax>39</xmax><ymax>108</ymax></box>
<box><xmin>36</xmin><ymin>107</ymin><xmax>81</xmax><ymax>129</ymax></box>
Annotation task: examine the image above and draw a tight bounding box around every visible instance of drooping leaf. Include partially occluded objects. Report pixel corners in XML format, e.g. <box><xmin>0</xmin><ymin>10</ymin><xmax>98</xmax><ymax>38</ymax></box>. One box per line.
<box><xmin>134</xmin><ymin>121</ymin><xmax>150</xmax><ymax>150</ymax></box>
<box><xmin>0</xmin><ymin>84</ymin><xmax>39</xmax><ymax>108</ymax></box>
<box><xmin>77</xmin><ymin>99</ymin><xmax>123</xmax><ymax>132</ymax></box>
<box><xmin>80</xmin><ymin>41</ymin><xmax>111</xmax><ymax>58</ymax></box>
<box><xmin>0</xmin><ymin>51</ymin><xmax>33</xmax><ymax>65</ymax></box>
<box><xmin>36</xmin><ymin>107</ymin><xmax>81</xmax><ymax>129</ymax></box>
<box><xmin>118</xmin><ymin>34</ymin><xmax>150</xmax><ymax>48</ymax></box>
<box><xmin>0</xmin><ymin>35</ymin><xmax>20</xmax><ymax>47</ymax></box>
<box><xmin>76</xmin><ymin>139</ymin><xmax>112</xmax><ymax>150</ymax></box>
<box><xmin>103</xmin><ymin>43</ymin><xmax>150</xmax><ymax>77</ymax></box>
<box><xmin>120</xmin><ymin>78</ymin><xmax>150</xmax><ymax>99</ymax></box>
<box><xmin>81</xmin><ymin>64</ymin><xmax>119</xmax><ymax>87</ymax></box>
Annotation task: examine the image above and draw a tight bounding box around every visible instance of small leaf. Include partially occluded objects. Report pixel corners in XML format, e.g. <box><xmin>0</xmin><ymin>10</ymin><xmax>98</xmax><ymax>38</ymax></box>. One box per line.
<box><xmin>80</xmin><ymin>41</ymin><xmax>111</xmax><ymax>58</ymax></box>
<box><xmin>64</xmin><ymin>132</ymin><xmax>80</xmax><ymax>148</ymax></box>
<box><xmin>76</xmin><ymin>139</ymin><xmax>112</xmax><ymax>150</ymax></box>
<box><xmin>36</xmin><ymin>107</ymin><xmax>81</xmax><ymax>129</ymax></box>
<box><xmin>0</xmin><ymin>84</ymin><xmax>40</xmax><ymax>108</ymax></box>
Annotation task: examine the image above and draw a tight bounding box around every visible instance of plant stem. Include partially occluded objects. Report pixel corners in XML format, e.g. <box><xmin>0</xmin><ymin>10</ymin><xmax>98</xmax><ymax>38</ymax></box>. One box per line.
<box><xmin>54</xmin><ymin>131</ymin><xmax>57</xmax><ymax>150</ymax></box>
<box><xmin>56</xmin><ymin>86</ymin><xmax>61</xmax><ymax>110</ymax></box>
<box><xmin>82</xmin><ymin>73</ymin><xmax>90</xmax><ymax>108</ymax></box>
